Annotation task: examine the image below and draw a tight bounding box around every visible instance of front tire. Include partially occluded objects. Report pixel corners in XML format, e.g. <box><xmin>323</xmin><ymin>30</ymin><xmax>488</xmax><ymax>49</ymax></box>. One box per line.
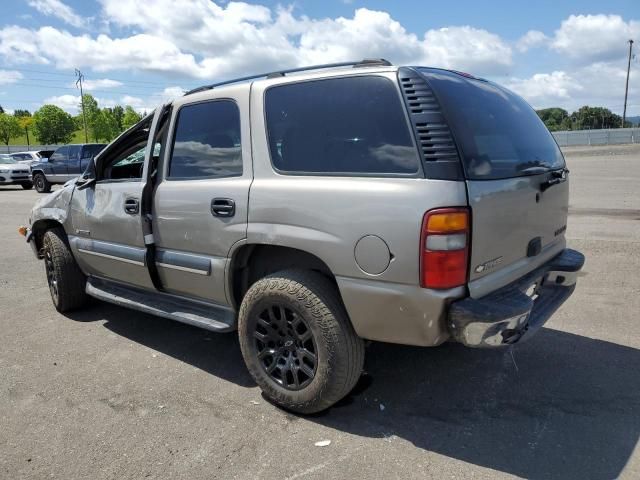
<box><xmin>42</xmin><ymin>228</ymin><xmax>87</xmax><ymax>312</ymax></box>
<box><xmin>21</xmin><ymin>181</ymin><xmax>33</xmax><ymax>190</ymax></box>
<box><xmin>238</xmin><ymin>270</ymin><xmax>365</xmax><ymax>414</ymax></box>
<box><xmin>33</xmin><ymin>173</ymin><xmax>51</xmax><ymax>193</ymax></box>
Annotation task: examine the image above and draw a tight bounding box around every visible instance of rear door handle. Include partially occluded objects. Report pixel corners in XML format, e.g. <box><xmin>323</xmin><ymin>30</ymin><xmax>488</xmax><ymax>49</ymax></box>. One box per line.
<box><xmin>211</xmin><ymin>198</ymin><xmax>235</xmax><ymax>217</ymax></box>
<box><xmin>124</xmin><ymin>198</ymin><xmax>139</xmax><ymax>215</ymax></box>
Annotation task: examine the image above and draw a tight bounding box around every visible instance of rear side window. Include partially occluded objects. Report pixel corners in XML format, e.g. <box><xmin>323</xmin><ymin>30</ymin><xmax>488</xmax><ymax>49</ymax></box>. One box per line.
<box><xmin>50</xmin><ymin>146</ymin><xmax>68</xmax><ymax>162</ymax></box>
<box><xmin>82</xmin><ymin>145</ymin><xmax>105</xmax><ymax>159</ymax></box>
<box><xmin>419</xmin><ymin>69</ymin><xmax>565</xmax><ymax>180</ymax></box>
<box><xmin>68</xmin><ymin>145</ymin><xmax>81</xmax><ymax>161</ymax></box>
<box><xmin>265</xmin><ymin>76</ymin><xmax>419</xmax><ymax>175</ymax></box>
<box><xmin>168</xmin><ymin>100</ymin><xmax>242</xmax><ymax>179</ymax></box>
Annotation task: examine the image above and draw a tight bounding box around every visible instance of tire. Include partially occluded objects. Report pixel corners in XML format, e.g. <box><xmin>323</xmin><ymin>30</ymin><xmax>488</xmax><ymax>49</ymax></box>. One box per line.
<box><xmin>238</xmin><ymin>269</ymin><xmax>365</xmax><ymax>414</ymax></box>
<box><xmin>33</xmin><ymin>173</ymin><xmax>51</xmax><ymax>193</ymax></box>
<box><xmin>42</xmin><ymin>227</ymin><xmax>87</xmax><ymax>313</ymax></box>
<box><xmin>21</xmin><ymin>181</ymin><xmax>33</xmax><ymax>190</ymax></box>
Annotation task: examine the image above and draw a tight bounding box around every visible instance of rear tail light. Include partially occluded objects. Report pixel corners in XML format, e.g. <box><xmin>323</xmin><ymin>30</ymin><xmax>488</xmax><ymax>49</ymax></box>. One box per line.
<box><xmin>420</xmin><ymin>207</ymin><xmax>470</xmax><ymax>289</ymax></box>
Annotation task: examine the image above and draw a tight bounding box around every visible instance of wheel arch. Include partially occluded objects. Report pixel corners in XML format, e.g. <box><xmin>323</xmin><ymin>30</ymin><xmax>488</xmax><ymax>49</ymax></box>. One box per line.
<box><xmin>228</xmin><ymin>244</ymin><xmax>341</xmax><ymax>309</ymax></box>
<box><xmin>31</xmin><ymin>219</ymin><xmax>66</xmax><ymax>255</ymax></box>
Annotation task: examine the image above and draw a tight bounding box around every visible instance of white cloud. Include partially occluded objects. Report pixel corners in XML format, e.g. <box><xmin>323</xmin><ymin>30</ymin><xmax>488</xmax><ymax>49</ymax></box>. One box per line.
<box><xmin>0</xmin><ymin>70</ymin><xmax>23</xmax><ymax>85</ymax></box>
<box><xmin>516</xmin><ymin>30</ymin><xmax>549</xmax><ymax>52</ymax></box>
<box><xmin>506</xmin><ymin>62</ymin><xmax>637</xmax><ymax>113</ymax></box>
<box><xmin>0</xmin><ymin>26</ymin><xmax>50</xmax><ymax>64</ymax></box>
<box><xmin>43</xmin><ymin>94</ymin><xmax>80</xmax><ymax>112</ymax></box>
<box><xmin>506</xmin><ymin>71</ymin><xmax>580</xmax><ymax>107</ymax></box>
<box><xmin>28</xmin><ymin>0</ymin><xmax>87</xmax><ymax>29</ymax></box>
<box><xmin>551</xmin><ymin>14</ymin><xmax>639</xmax><ymax>64</ymax></box>
<box><xmin>0</xmin><ymin>4</ymin><xmax>513</xmax><ymax>79</ymax></box>
<box><xmin>81</xmin><ymin>78</ymin><xmax>123</xmax><ymax>89</ymax></box>
<box><xmin>421</xmin><ymin>26</ymin><xmax>512</xmax><ymax>74</ymax></box>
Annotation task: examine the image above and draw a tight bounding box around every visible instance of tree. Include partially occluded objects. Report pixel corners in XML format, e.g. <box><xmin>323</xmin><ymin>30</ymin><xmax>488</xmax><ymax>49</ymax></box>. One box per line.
<box><xmin>0</xmin><ymin>113</ymin><xmax>22</xmax><ymax>151</ymax></box>
<box><xmin>92</xmin><ymin>108</ymin><xmax>121</xmax><ymax>142</ymax></box>
<box><xmin>122</xmin><ymin>106</ymin><xmax>142</xmax><ymax>130</ymax></box>
<box><xmin>113</xmin><ymin>105</ymin><xmax>124</xmax><ymax>131</ymax></box>
<box><xmin>570</xmin><ymin>106</ymin><xmax>623</xmax><ymax>130</ymax></box>
<box><xmin>13</xmin><ymin>109</ymin><xmax>31</xmax><ymax>118</ymax></box>
<box><xmin>79</xmin><ymin>93</ymin><xmax>100</xmax><ymax>142</ymax></box>
<box><xmin>0</xmin><ymin>105</ymin><xmax>4</xmax><ymax>114</ymax></box>
<box><xmin>17</xmin><ymin>116</ymin><xmax>34</xmax><ymax>148</ymax></box>
<box><xmin>536</xmin><ymin>108</ymin><xmax>570</xmax><ymax>131</ymax></box>
<box><xmin>32</xmin><ymin>105</ymin><xmax>76</xmax><ymax>144</ymax></box>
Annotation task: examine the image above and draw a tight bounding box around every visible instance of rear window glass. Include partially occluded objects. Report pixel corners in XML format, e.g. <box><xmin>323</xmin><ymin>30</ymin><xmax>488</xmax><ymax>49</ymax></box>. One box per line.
<box><xmin>419</xmin><ymin>69</ymin><xmax>565</xmax><ymax>180</ymax></box>
<box><xmin>265</xmin><ymin>76</ymin><xmax>419</xmax><ymax>175</ymax></box>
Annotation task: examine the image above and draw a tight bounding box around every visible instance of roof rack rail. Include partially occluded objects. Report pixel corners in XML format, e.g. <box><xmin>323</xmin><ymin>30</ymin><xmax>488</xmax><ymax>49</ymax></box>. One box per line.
<box><xmin>184</xmin><ymin>58</ymin><xmax>392</xmax><ymax>96</ymax></box>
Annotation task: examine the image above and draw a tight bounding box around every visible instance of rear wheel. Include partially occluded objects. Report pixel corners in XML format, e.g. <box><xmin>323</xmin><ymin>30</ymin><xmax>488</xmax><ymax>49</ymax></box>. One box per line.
<box><xmin>42</xmin><ymin>228</ymin><xmax>87</xmax><ymax>312</ymax></box>
<box><xmin>21</xmin><ymin>181</ymin><xmax>33</xmax><ymax>190</ymax></box>
<box><xmin>238</xmin><ymin>270</ymin><xmax>364</xmax><ymax>414</ymax></box>
<box><xmin>33</xmin><ymin>173</ymin><xmax>51</xmax><ymax>193</ymax></box>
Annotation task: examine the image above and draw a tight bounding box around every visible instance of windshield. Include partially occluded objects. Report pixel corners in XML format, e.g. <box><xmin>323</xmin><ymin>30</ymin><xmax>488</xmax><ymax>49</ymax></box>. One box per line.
<box><xmin>0</xmin><ymin>155</ymin><xmax>17</xmax><ymax>164</ymax></box>
<box><xmin>419</xmin><ymin>68</ymin><xmax>565</xmax><ymax>180</ymax></box>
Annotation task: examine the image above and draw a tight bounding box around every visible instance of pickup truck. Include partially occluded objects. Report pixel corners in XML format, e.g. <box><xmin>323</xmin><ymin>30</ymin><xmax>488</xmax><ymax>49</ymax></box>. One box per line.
<box><xmin>30</xmin><ymin>143</ymin><xmax>106</xmax><ymax>193</ymax></box>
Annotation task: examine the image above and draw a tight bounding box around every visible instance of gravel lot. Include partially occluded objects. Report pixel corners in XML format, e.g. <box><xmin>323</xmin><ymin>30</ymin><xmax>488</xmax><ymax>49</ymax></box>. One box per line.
<box><xmin>1</xmin><ymin>145</ymin><xmax>639</xmax><ymax>480</ymax></box>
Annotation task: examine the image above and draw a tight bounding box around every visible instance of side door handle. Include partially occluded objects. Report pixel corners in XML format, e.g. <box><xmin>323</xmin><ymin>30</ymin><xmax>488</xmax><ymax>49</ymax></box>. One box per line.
<box><xmin>124</xmin><ymin>198</ymin><xmax>140</xmax><ymax>215</ymax></box>
<box><xmin>211</xmin><ymin>198</ymin><xmax>235</xmax><ymax>217</ymax></box>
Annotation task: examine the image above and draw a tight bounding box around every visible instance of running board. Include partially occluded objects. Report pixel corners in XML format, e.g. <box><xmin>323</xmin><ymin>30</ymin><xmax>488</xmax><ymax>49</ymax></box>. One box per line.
<box><xmin>86</xmin><ymin>277</ymin><xmax>236</xmax><ymax>332</ymax></box>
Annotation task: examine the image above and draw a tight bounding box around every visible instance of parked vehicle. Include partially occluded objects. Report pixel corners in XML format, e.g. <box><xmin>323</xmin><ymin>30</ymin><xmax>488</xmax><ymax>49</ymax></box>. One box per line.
<box><xmin>10</xmin><ymin>150</ymin><xmax>55</xmax><ymax>167</ymax></box>
<box><xmin>0</xmin><ymin>154</ymin><xmax>33</xmax><ymax>189</ymax></box>
<box><xmin>30</xmin><ymin>144</ymin><xmax>106</xmax><ymax>193</ymax></box>
<box><xmin>22</xmin><ymin>60</ymin><xmax>584</xmax><ymax>413</ymax></box>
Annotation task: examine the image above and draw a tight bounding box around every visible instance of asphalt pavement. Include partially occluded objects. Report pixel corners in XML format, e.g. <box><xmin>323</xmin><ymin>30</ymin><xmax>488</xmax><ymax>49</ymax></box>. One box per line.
<box><xmin>1</xmin><ymin>144</ymin><xmax>639</xmax><ymax>479</ymax></box>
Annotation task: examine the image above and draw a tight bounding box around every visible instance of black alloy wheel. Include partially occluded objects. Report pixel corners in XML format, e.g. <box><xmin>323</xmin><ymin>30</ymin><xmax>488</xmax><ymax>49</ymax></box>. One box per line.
<box><xmin>253</xmin><ymin>304</ymin><xmax>318</xmax><ymax>390</ymax></box>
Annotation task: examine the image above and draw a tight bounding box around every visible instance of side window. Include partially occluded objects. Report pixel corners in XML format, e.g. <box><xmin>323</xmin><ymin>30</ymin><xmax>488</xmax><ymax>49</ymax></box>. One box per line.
<box><xmin>68</xmin><ymin>145</ymin><xmax>81</xmax><ymax>161</ymax></box>
<box><xmin>168</xmin><ymin>100</ymin><xmax>242</xmax><ymax>179</ymax></box>
<box><xmin>50</xmin><ymin>146</ymin><xmax>68</xmax><ymax>162</ymax></box>
<box><xmin>82</xmin><ymin>145</ymin><xmax>105</xmax><ymax>159</ymax></box>
<box><xmin>265</xmin><ymin>76</ymin><xmax>419</xmax><ymax>175</ymax></box>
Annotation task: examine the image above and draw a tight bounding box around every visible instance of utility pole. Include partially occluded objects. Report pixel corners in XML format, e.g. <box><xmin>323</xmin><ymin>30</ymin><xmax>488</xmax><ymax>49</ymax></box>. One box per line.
<box><xmin>622</xmin><ymin>39</ymin><xmax>634</xmax><ymax>128</ymax></box>
<box><xmin>75</xmin><ymin>69</ymin><xmax>89</xmax><ymax>143</ymax></box>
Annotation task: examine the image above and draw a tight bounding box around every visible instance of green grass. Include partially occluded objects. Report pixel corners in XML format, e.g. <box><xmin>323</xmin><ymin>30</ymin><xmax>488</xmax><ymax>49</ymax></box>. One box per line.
<box><xmin>7</xmin><ymin>129</ymin><xmax>87</xmax><ymax>146</ymax></box>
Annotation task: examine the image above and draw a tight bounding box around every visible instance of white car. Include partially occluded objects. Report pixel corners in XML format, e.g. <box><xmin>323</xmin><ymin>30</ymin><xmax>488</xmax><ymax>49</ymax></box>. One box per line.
<box><xmin>10</xmin><ymin>150</ymin><xmax>54</xmax><ymax>167</ymax></box>
<box><xmin>0</xmin><ymin>154</ymin><xmax>33</xmax><ymax>189</ymax></box>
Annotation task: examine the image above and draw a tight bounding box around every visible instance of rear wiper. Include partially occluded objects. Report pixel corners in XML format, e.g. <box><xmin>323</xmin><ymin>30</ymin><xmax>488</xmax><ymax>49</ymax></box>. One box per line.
<box><xmin>539</xmin><ymin>167</ymin><xmax>569</xmax><ymax>192</ymax></box>
<box><xmin>519</xmin><ymin>166</ymin><xmax>551</xmax><ymax>176</ymax></box>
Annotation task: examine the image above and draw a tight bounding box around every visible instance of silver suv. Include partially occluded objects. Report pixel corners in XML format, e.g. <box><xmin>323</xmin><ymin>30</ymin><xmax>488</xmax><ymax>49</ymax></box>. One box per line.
<box><xmin>22</xmin><ymin>59</ymin><xmax>584</xmax><ymax>413</ymax></box>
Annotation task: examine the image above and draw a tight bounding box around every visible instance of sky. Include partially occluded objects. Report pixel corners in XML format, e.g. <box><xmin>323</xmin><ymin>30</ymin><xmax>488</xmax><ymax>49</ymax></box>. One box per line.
<box><xmin>0</xmin><ymin>0</ymin><xmax>638</xmax><ymax>116</ymax></box>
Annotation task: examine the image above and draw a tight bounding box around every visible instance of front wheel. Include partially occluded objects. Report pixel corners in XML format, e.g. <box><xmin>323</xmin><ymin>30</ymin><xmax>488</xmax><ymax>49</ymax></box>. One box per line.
<box><xmin>238</xmin><ymin>270</ymin><xmax>365</xmax><ymax>414</ymax></box>
<box><xmin>42</xmin><ymin>228</ymin><xmax>88</xmax><ymax>312</ymax></box>
<box><xmin>33</xmin><ymin>173</ymin><xmax>51</xmax><ymax>193</ymax></box>
<box><xmin>21</xmin><ymin>181</ymin><xmax>33</xmax><ymax>190</ymax></box>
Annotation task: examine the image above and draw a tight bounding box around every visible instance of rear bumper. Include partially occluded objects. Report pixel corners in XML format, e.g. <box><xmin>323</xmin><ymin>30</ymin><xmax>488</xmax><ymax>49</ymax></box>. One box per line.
<box><xmin>448</xmin><ymin>248</ymin><xmax>584</xmax><ymax>348</ymax></box>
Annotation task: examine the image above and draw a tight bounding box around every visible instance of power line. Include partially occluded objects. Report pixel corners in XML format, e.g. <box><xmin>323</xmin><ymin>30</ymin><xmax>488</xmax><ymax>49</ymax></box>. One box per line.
<box><xmin>7</xmin><ymin>67</ymin><xmax>201</xmax><ymax>86</ymax></box>
<box><xmin>9</xmin><ymin>82</ymin><xmax>185</xmax><ymax>96</ymax></box>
